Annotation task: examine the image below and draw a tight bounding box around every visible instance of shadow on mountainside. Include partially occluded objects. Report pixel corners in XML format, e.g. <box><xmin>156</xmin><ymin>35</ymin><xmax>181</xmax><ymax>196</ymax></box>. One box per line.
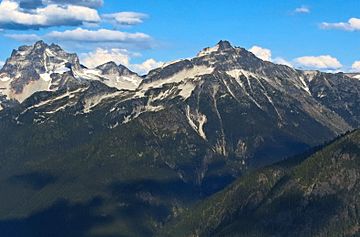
<box><xmin>0</xmin><ymin>198</ymin><xmax>112</xmax><ymax>237</ymax></box>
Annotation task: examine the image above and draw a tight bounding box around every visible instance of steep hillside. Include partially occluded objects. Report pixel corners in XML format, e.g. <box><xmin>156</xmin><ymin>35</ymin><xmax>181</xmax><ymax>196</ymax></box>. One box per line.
<box><xmin>162</xmin><ymin>130</ymin><xmax>360</xmax><ymax>237</ymax></box>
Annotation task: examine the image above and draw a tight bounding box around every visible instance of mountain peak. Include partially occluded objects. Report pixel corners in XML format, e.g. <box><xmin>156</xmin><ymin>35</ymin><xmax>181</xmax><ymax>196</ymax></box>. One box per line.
<box><xmin>34</xmin><ymin>40</ymin><xmax>48</xmax><ymax>48</ymax></box>
<box><xmin>0</xmin><ymin>41</ymin><xmax>82</xmax><ymax>102</ymax></box>
<box><xmin>96</xmin><ymin>61</ymin><xmax>119</xmax><ymax>69</ymax></box>
<box><xmin>217</xmin><ymin>40</ymin><xmax>233</xmax><ymax>50</ymax></box>
<box><xmin>197</xmin><ymin>40</ymin><xmax>234</xmax><ymax>57</ymax></box>
<box><xmin>95</xmin><ymin>61</ymin><xmax>137</xmax><ymax>76</ymax></box>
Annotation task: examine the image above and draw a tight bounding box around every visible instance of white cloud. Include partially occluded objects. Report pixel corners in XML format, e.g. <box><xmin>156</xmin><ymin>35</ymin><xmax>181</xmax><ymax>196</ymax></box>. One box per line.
<box><xmin>0</xmin><ymin>0</ymin><xmax>100</xmax><ymax>30</ymax></box>
<box><xmin>295</xmin><ymin>55</ymin><xmax>342</xmax><ymax>69</ymax></box>
<box><xmin>0</xmin><ymin>61</ymin><xmax>5</xmax><ymax>68</ymax></box>
<box><xmin>81</xmin><ymin>48</ymin><xmax>162</xmax><ymax>74</ymax></box>
<box><xmin>43</xmin><ymin>0</ymin><xmax>103</xmax><ymax>8</ymax></box>
<box><xmin>5</xmin><ymin>33</ymin><xmax>41</xmax><ymax>42</ymax></box>
<box><xmin>130</xmin><ymin>59</ymin><xmax>163</xmax><ymax>75</ymax></box>
<box><xmin>81</xmin><ymin>48</ymin><xmax>131</xmax><ymax>68</ymax></box>
<box><xmin>294</xmin><ymin>6</ymin><xmax>310</xmax><ymax>14</ymax></box>
<box><xmin>249</xmin><ymin>45</ymin><xmax>272</xmax><ymax>61</ymax></box>
<box><xmin>248</xmin><ymin>45</ymin><xmax>293</xmax><ymax>67</ymax></box>
<box><xmin>15</xmin><ymin>0</ymin><xmax>103</xmax><ymax>9</ymax></box>
<box><xmin>102</xmin><ymin>12</ymin><xmax>148</xmax><ymax>26</ymax></box>
<box><xmin>6</xmin><ymin>28</ymin><xmax>152</xmax><ymax>49</ymax></box>
<box><xmin>320</xmin><ymin>18</ymin><xmax>360</xmax><ymax>31</ymax></box>
<box><xmin>248</xmin><ymin>45</ymin><xmax>345</xmax><ymax>72</ymax></box>
<box><xmin>352</xmin><ymin>61</ymin><xmax>360</xmax><ymax>71</ymax></box>
<box><xmin>46</xmin><ymin>28</ymin><xmax>151</xmax><ymax>43</ymax></box>
<box><xmin>0</xmin><ymin>1</ymin><xmax>150</xmax><ymax>30</ymax></box>
<box><xmin>273</xmin><ymin>57</ymin><xmax>293</xmax><ymax>67</ymax></box>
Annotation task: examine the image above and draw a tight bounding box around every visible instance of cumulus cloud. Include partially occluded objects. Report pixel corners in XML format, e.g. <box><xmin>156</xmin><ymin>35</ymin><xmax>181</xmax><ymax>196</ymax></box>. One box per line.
<box><xmin>352</xmin><ymin>61</ymin><xmax>360</xmax><ymax>71</ymax></box>
<box><xmin>15</xmin><ymin>0</ymin><xmax>103</xmax><ymax>9</ymax></box>
<box><xmin>43</xmin><ymin>0</ymin><xmax>103</xmax><ymax>8</ymax></box>
<box><xmin>131</xmin><ymin>59</ymin><xmax>163</xmax><ymax>75</ymax></box>
<box><xmin>273</xmin><ymin>57</ymin><xmax>293</xmax><ymax>67</ymax></box>
<box><xmin>0</xmin><ymin>0</ymin><xmax>146</xmax><ymax>30</ymax></box>
<box><xmin>295</xmin><ymin>55</ymin><xmax>342</xmax><ymax>69</ymax></box>
<box><xmin>247</xmin><ymin>46</ymin><xmax>343</xmax><ymax>71</ymax></box>
<box><xmin>248</xmin><ymin>45</ymin><xmax>293</xmax><ymax>67</ymax></box>
<box><xmin>81</xmin><ymin>48</ymin><xmax>131</xmax><ymax>68</ymax></box>
<box><xmin>294</xmin><ymin>6</ymin><xmax>310</xmax><ymax>14</ymax></box>
<box><xmin>6</xmin><ymin>28</ymin><xmax>152</xmax><ymax>49</ymax></box>
<box><xmin>81</xmin><ymin>48</ymin><xmax>163</xmax><ymax>74</ymax></box>
<box><xmin>248</xmin><ymin>46</ymin><xmax>346</xmax><ymax>71</ymax></box>
<box><xmin>46</xmin><ymin>28</ymin><xmax>151</xmax><ymax>43</ymax></box>
<box><xmin>102</xmin><ymin>12</ymin><xmax>148</xmax><ymax>26</ymax></box>
<box><xmin>320</xmin><ymin>18</ymin><xmax>360</xmax><ymax>31</ymax></box>
<box><xmin>0</xmin><ymin>0</ymin><xmax>100</xmax><ymax>30</ymax></box>
<box><xmin>5</xmin><ymin>33</ymin><xmax>41</xmax><ymax>42</ymax></box>
<box><xmin>249</xmin><ymin>45</ymin><xmax>272</xmax><ymax>61</ymax></box>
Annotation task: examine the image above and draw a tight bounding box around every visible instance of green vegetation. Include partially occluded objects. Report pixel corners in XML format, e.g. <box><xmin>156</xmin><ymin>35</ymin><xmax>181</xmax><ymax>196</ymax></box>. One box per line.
<box><xmin>161</xmin><ymin>130</ymin><xmax>360</xmax><ymax>237</ymax></box>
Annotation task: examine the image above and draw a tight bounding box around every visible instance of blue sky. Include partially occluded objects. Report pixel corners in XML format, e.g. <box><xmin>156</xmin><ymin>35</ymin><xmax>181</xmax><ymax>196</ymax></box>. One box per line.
<box><xmin>0</xmin><ymin>0</ymin><xmax>359</xmax><ymax>73</ymax></box>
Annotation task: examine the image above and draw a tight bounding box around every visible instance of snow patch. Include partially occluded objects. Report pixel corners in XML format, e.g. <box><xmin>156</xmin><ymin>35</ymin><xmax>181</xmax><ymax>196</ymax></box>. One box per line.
<box><xmin>73</xmin><ymin>68</ymin><xmax>142</xmax><ymax>90</ymax></box>
<box><xmin>17</xmin><ymin>87</ymin><xmax>87</xmax><ymax>119</ymax></box>
<box><xmin>134</xmin><ymin>66</ymin><xmax>212</xmax><ymax>101</ymax></box>
<box><xmin>40</xmin><ymin>73</ymin><xmax>52</xmax><ymax>82</ymax></box>
<box><xmin>14</xmin><ymin>79</ymin><xmax>51</xmax><ymax>103</ymax></box>
<box><xmin>0</xmin><ymin>76</ymin><xmax>11</xmax><ymax>82</ymax></box>
<box><xmin>225</xmin><ymin>69</ymin><xmax>263</xmax><ymax>109</ymax></box>
<box><xmin>263</xmin><ymin>91</ymin><xmax>283</xmax><ymax>120</ymax></box>
<box><xmin>160</xmin><ymin>59</ymin><xmax>183</xmax><ymax>68</ymax></box>
<box><xmin>298</xmin><ymin>76</ymin><xmax>311</xmax><ymax>95</ymax></box>
<box><xmin>83</xmin><ymin>91</ymin><xmax>123</xmax><ymax>113</ymax></box>
<box><xmin>53</xmin><ymin>65</ymin><xmax>71</xmax><ymax>74</ymax></box>
<box><xmin>197</xmin><ymin>45</ymin><xmax>220</xmax><ymax>57</ymax></box>
<box><xmin>185</xmin><ymin>105</ymin><xmax>207</xmax><ymax>140</ymax></box>
<box><xmin>142</xmin><ymin>66</ymin><xmax>213</xmax><ymax>91</ymax></box>
<box><xmin>109</xmin><ymin>122</ymin><xmax>119</xmax><ymax>129</ymax></box>
<box><xmin>317</xmin><ymin>90</ymin><xmax>327</xmax><ymax>98</ymax></box>
<box><xmin>43</xmin><ymin>102</ymin><xmax>75</xmax><ymax>115</ymax></box>
<box><xmin>226</xmin><ymin>69</ymin><xmax>258</xmax><ymax>80</ymax></box>
<box><xmin>177</xmin><ymin>81</ymin><xmax>197</xmax><ymax>100</ymax></box>
<box><xmin>122</xmin><ymin>103</ymin><xmax>165</xmax><ymax>124</ymax></box>
<box><xmin>303</xmin><ymin>71</ymin><xmax>319</xmax><ymax>82</ymax></box>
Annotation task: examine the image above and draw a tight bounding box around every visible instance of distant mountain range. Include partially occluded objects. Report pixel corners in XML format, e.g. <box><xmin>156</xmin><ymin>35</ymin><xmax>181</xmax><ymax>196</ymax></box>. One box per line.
<box><xmin>0</xmin><ymin>41</ymin><xmax>359</xmax><ymax>237</ymax></box>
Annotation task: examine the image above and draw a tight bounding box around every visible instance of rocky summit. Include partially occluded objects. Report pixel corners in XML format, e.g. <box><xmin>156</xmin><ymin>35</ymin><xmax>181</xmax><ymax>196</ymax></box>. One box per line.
<box><xmin>0</xmin><ymin>41</ymin><xmax>359</xmax><ymax>237</ymax></box>
<box><xmin>0</xmin><ymin>41</ymin><xmax>141</xmax><ymax>105</ymax></box>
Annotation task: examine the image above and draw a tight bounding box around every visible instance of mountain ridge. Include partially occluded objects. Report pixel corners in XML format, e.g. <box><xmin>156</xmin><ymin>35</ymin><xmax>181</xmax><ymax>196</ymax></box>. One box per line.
<box><xmin>0</xmin><ymin>40</ymin><xmax>359</xmax><ymax>110</ymax></box>
<box><xmin>1</xmin><ymin>40</ymin><xmax>359</xmax><ymax>167</ymax></box>
<box><xmin>0</xmin><ymin>40</ymin><xmax>359</xmax><ymax>236</ymax></box>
